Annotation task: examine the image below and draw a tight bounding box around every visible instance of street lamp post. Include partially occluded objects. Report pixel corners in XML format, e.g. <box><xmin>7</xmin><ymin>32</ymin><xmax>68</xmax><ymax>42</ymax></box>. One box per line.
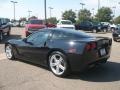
<box><xmin>98</xmin><ymin>0</ymin><xmax>100</xmax><ymax>21</ymax></box>
<box><xmin>28</xmin><ymin>10</ymin><xmax>32</xmax><ymax>18</ymax></box>
<box><xmin>49</xmin><ymin>7</ymin><xmax>53</xmax><ymax>18</ymax></box>
<box><xmin>80</xmin><ymin>3</ymin><xmax>85</xmax><ymax>10</ymax></box>
<box><xmin>92</xmin><ymin>8</ymin><xmax>95</xmax><ymax>17</ymax></box>
<box><xmin>44</xmin><ymin>0</ymin><xmax>47</xmax><ymax>24</ymax></box>
<box><xmin>112</xmin><ymin>7</ymin><xmax>116</xmax><ymax>18</ymax></box>
<box><xmin>11</xmin><ymin>1</ymin><xmax>18</xmax><ymax>21</ymax></box>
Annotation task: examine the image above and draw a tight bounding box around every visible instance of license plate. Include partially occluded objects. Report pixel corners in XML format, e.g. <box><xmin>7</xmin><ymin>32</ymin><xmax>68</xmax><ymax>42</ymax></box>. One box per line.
<box><xmin>100</xmin><ymin>48</ymin><xmax>106</xmax><ymax>56</ymax></box>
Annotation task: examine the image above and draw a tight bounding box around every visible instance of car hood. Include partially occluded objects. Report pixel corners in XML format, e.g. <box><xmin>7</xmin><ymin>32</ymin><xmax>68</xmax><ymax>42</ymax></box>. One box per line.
<box><xmin>26</xmin><ymin>24</ymin><xmax>46</xmax><ymax>29</ymax></box>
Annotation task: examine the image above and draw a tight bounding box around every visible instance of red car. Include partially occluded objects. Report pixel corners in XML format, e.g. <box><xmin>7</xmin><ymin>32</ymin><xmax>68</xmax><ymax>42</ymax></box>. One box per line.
<box><xmin>25</xmin><ymin>19</ymin><xmax>46</xmax><ymax>37</ymax></box>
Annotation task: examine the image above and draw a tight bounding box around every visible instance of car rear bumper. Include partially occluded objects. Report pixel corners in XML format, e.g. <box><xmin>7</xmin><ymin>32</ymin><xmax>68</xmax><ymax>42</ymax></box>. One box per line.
<box><xmin>67</xmin><ymin>48</ymin><xmax>111</xmax><ymax>72</ymax></box>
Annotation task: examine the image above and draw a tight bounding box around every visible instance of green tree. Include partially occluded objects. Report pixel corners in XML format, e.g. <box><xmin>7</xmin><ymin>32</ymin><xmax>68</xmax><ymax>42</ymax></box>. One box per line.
<box><xmin>114</xmin><ymin>16</ymin><xmax>120</xmax><ymax>24</ymax></box>
<box><xmin>96</xmin><ymin>7</ymin><xmax>113</xmax><ymax>22</ymax></box>
<box><xmin>47</xmin><ymin>17</ymin><xmax>57</xmax><ymax>24</ymax></box>
<box><xmin>62</xmin><ymin>9</ymin><xmax>76</xmax><ymax>23</ymax></box>
<box><xmin>77</xmin><ymin>9</ymin><xmax>91</xmax><ymax>23</ymax></box>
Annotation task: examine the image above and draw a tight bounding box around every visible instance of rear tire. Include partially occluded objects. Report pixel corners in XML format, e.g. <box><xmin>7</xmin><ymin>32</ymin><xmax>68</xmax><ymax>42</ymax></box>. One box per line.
<box><xmin>7</xmin><ymin>27</ymin><xmax>11</xmax><ymax>36</ymax></box>
<box><xmin>0</xmin><ymin>31</ymin><xmax>3</xmax><ymax>42</ymax></box>
<box><xmin>7</xmin><ymin>31</ymin><xmax>10</xmax><ymax>36</ymax></box>
<box><xmin>49</xmin><ymin>51</ymin><xmax>70</xmax><ymax>77</ymax></box>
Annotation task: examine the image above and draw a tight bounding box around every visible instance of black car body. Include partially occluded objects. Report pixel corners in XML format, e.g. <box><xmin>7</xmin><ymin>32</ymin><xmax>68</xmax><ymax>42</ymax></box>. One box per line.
<box><xmin>75</xmin><ymin>21</ymin><xmax>108</xmax><ymax>32</ymax></box>
<box><xmin>5</xmin><ymin>28</ymin><xmax>112</xmax><ymax>77</ymax></box>
<box><xmin>112</xmin><ymin>26</ymin><xmax>120</xmax><ymax>41</ymax></box>
<box><xmin>0</xmin><ymin>18</ymin><xmax>11</xmax><ymax>42</ymax></box>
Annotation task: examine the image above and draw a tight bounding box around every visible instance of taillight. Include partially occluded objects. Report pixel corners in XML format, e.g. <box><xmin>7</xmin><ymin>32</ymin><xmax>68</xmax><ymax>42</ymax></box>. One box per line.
<box><xmin>85</xmin><ymin>42</ymin><xmax>97</xmax><ymax>51</ymax></box>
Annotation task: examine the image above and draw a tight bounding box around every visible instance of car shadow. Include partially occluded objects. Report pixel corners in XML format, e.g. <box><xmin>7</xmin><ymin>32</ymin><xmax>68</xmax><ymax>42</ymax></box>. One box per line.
<box><xmin>17</xmin><ymin>59</ymin><xmax>120</xmax><ymax>82</ymax></box>
<box><xmin>0</xmin><ymin>35</ymin><xmax>22</xmax><ymax>44</ymax></box>
<box><xmin>67</xmin><ymin>61</ymin><xmax>120</xmax><ymax>82</ymax></box>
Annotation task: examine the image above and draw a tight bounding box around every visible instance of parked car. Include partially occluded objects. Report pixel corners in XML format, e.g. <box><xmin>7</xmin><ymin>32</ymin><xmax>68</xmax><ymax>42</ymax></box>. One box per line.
<box><xmin>92</xmin><ymin>22</ymin><xmax>108</xmax><ymax>32</ymax></box>
<box><xmin>109</xmin><ymin>23</ymin><xmax>117</xmax><ymax>31</ymax></box>
<box><xmin>10</xmin><ymin>20</ymin><xmax>20</xmax><ymax>27</ymax></box>
<box><xmin>0</xmin><ymin>18</ymin><xmax>11</xmax><ymax>42</ymax></box>
<box><xmin>5</xmin><ymin>28</ymin><xmax>112</xmax><ymax>77</ymax></box>
<box><xmin>25</xmin><ymin>19</ymin><xmax>46</xmax><ymax>37</ymax></box>
<box><xmin>57</xmin><ymin>20</ymin><xmax>75</xmax><ymax>29</ymax></box>
<box><xmin>112</xmin><ymin>26</ymin><xmax>120</xmax><ymax>42</ymax></box>
<box><xmin>19</xmin><ymin>21</ymin><xmax>26</xmax><ymax>27</ymax></box>
<box><xmin>75</xmin><ymin>21</ymin><xmax>108</xmax><ymax>33</ymax></box>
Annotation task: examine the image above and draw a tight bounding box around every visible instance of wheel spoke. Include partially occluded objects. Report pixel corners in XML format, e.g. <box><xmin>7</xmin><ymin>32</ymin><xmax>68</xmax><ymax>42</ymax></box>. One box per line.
<box><xmin>59</xmin><ymin>64</ymin><xmax>65</xmax><ymax>71</ymax></box>
<box><xmin>51</xmin><ymin>62</ymin><xmax>57</xmax><ymax>67</ymax></box>
<box><xmin>56</xmin><ymin>66</ymin><xmax>60</xmax><ymax>73</ymax></box>
<box><xmin>5</xmin><ymin>45</ymin><xmax>12</xmax><ymax>59</ymax></box>
<box><xmin>59</xmin><ymin>57</ymin><xmax>63</xmax><ymax>63</ymax></box>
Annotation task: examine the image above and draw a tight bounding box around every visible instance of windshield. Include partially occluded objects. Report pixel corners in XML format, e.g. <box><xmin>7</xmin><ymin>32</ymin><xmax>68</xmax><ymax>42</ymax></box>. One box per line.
<box><xmin>61</xmin><ymin>21</ymin><xmax>72</xmax><ymax>25</ymax></box>
<box><xmin>29</xmin><ymin>20</ymin><xmax>43</xmax><ymax>24</ymax></box>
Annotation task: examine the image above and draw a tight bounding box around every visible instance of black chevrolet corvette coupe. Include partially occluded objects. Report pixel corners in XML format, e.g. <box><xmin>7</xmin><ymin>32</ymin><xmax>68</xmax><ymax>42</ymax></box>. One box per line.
<box><xmin>5</xmin><ymin>28</ymin><xmax>112</xmax><ymax>77</ymax></box>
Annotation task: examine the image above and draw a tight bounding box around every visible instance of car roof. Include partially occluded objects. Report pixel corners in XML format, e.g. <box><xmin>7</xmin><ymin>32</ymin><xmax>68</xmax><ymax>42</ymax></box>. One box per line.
<box><xmin>40</xmin><ymin>28</ymin><xmax>92</xmax><ymax>35</ymax></box>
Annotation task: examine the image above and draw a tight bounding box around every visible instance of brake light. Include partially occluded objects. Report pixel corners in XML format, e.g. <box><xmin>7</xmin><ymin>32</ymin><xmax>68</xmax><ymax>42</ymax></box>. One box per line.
<box><xmin>85</xmin><ymin>42</ymin><xmax>97</xmax><ymax>51</ymax></box>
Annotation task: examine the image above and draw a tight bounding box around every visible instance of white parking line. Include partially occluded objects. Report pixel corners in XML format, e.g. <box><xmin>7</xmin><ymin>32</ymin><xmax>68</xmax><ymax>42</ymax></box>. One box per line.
<box><xmin>0</xmin><ymin>53</ymin><xmax>7</xmax><ymax>60</ymax></box>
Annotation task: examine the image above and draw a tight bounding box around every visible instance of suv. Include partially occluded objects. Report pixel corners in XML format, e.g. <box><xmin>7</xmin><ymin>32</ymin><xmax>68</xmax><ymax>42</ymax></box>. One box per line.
<box><xmin>0</xmin><ymin>18</ymin><xmax>11</xmax><ymax>42</ymax></box>
<box><xmin>57</xmin><ymin>20</ymin><xmax>75</xmax><ymax>29</ymax></box>
<box><xmin>25</xmin><ymin>19</ymin><xmax>46</xmax><ymax>37</ymax></box>
<box><xmin>112</xmin><ymin>26</ymin><xmax>120</xmax><ymax>42</ymax></box>
<box><xmin>75</xmin><ymin>21</ymin><xmax>108</xmax><ymax>33</ymax></box>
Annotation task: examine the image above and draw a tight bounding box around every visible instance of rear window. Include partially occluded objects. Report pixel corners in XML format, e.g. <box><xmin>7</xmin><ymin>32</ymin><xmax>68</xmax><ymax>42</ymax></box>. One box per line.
<box><xmin>52</xmin><ymin>29</ymin><xmax>93</xmax><ymax>39</ymax></box>
<box><xmin>28</xmin><ymin>20</ymin><xmax>43</xmax><ymax>24</ymax></box>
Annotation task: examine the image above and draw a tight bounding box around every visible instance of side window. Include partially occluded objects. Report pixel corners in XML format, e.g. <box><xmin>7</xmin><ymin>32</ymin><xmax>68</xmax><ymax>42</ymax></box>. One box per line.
<box><xmin>81</xmin><ymin>22</ymin><xmax>88</xmax><ymax>26</ymax></box>
<box><xmin>86</xmin><ymin>22</ymin><xmax>91</xmax><ymax>26</ymax></box>
<box><xmin>27</xmin><ymin>31</ymin><xmax>50</xmax><ymax>45</ymax></box>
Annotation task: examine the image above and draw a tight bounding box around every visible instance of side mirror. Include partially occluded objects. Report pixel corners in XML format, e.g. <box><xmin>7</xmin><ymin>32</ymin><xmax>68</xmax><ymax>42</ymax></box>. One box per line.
<box><xmin>23</xmin><ymin>38</ymin><xmax>27</xmax><ymax>42</ymax></box>
<box><xmin>22</xmin><ymin>38</ymin><xmax>33</xmax><ymax>45</ymax></box>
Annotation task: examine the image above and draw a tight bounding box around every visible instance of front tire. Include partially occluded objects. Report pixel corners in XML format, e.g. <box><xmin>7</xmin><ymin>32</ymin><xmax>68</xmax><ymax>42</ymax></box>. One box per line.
<box><xmin>5</xmin><ymin>44</ymin><xmax>15</xmax><ymax>60</ymax></box>
<box><xmin>49</xmin><ymin>51</ymin><xmax>70</xmax><ymax>77</ymax></box>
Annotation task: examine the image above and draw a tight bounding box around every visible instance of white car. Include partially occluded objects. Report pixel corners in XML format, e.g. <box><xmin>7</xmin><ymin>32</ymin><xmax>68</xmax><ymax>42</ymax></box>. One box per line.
<box><xmin>57</xmin><ymin>20</ymin><xmax>75</xmax><ymax>29</ymax></box>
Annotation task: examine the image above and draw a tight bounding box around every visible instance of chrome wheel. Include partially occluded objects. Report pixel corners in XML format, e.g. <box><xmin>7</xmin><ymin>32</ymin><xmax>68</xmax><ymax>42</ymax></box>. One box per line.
<box><xmin>5</xmin><ymin>45</ymin><xmax>13</xmax><ymax>59</ymax></box>
<box><xmin>49</xmin><ymin>53</ymin><xmax>66</xmax><ymax>76</ymax></box>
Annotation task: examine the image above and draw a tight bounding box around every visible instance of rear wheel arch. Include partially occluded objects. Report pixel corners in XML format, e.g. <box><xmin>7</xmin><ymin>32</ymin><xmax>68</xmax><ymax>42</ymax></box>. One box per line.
<box><xmin>47</xmin><ymin>50</ymin><xmax>71</xmax><ymax>77</ymax></box>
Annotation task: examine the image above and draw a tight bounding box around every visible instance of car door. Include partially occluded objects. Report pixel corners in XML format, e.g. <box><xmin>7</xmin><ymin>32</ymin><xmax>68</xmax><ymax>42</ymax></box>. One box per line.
<box><xmin>17</xmin><ymin>31</ymin><xmax>51</xmax><ymax>64</ymax></box>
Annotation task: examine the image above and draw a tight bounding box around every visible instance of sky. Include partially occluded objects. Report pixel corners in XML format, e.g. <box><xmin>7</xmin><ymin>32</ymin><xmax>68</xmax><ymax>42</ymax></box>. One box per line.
<box><xmin>0</xmin><ymin>0</ymin><xmax>120</xmax><ymax>20</ymax></box>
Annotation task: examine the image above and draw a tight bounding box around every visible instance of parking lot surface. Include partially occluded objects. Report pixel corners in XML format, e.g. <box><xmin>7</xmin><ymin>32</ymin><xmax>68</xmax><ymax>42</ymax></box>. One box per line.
<box><xmin>0</xmin><ymin>27</ymin><xmax>120</xmax><ymax>90</ymax></box>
